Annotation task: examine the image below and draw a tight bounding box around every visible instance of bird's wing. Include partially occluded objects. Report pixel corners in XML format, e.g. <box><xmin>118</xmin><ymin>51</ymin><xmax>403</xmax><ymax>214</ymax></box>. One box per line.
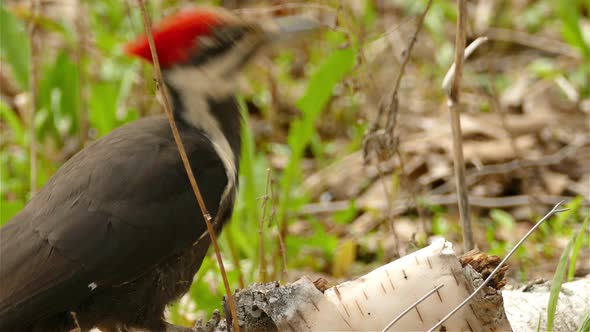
<box><xmin>0</xmin><ymin>116</ymin><xmax>229</xmax><ymax>327</ymax></box>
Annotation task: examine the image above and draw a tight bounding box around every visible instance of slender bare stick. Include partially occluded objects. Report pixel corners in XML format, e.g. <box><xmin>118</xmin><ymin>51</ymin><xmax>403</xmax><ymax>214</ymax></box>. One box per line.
<box><xmin>28</xmin><ymin>0</ymin><xmax>40</xmax><ymax>195</ymax></box>
<box><xmin>449</xmin><ymin>0</ymin><xmax>467</xmax><ymax>101</ymax></box>
<box><xmin>258</xmin><ymin>169</ymin><xmax>272</xmax><ymax>282</ymax></box>
<box><xmin>385</xmin><ymin>0</ymin><xmax>432</xmax><ymax>122</ymax></box>
<box><xmin>382</xmin><ymin>284</ymin><xmax>444</xmax><ymax>332</ymax></box>
<box><xmin>367</xmin><ymin>0</ymin><xmax>433</xmax><ymax>136</ymax></box>
<box><xmin>427</xmin><ymin>202</ymin><xmax>568</xmax><ymax>332</ymax></box>
<box><xmin>275</xmin><ymin>220</ymin><xmax>288</xmax><ymax>282</ymax></box>
<box><xmin>361</xmin><ymin>0</ymin><xmax>433</xmax><ymax>250</ymax></box>
<box><xmin>445</xmin><ymin>0</ymin><xmax>473</xmax><ymax>252</ymax></box>
<box><xmin>134</xmin><ymin>2</ymin><xmax>239</xmax><ymax>331</ymax></box>
<box><xmin>269</xmin><ymin>173</ymin><xmax>287</xmax><ymax>282</ymax></box>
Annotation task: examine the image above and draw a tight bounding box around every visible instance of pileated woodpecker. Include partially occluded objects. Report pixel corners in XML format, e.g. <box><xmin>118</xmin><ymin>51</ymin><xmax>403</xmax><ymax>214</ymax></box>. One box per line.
<box><xmin>0</xmin><ymin>7</ymin><xmax>314</xmax><ymax>332</ymax></box>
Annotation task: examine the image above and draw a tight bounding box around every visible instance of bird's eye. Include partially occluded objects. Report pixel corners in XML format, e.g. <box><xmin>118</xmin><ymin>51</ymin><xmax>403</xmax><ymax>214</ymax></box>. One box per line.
<box><xmin>198</xmin><ymin>36</ymin><xmax>217</xmax><ymax>49</ymax></box>
<box><xmin>214</xmin><ymin>26</ymin><xmax>247</xmax><ymax>44</ymax></box>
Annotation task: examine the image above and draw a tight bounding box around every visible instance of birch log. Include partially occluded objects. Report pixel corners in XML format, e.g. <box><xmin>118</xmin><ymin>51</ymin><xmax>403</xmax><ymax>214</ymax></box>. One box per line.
<box><xmin>199</xmin><ymin>239</ymin><xmax>511</xmax><ymax>331</ymax></box>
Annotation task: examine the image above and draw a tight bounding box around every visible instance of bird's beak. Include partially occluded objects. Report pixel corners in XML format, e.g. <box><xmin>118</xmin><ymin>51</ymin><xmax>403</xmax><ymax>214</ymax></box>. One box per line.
<box><xmin>261</xmin><ymin>15</ymin><xmax>321</xmax><ymax>44</ymax></box>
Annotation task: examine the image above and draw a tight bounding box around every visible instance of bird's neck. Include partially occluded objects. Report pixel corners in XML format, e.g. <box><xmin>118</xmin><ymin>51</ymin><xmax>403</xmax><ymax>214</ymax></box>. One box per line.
<box><xmin>163</xmin><ymin>68</ymin><xmax>242</xmax><ymax>190</ymax></box>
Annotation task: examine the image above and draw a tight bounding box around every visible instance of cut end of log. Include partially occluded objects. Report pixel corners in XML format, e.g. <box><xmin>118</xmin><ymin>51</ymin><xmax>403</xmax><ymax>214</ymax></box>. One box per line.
<box><xmin>312</xmin><ymin>277</ymin><xmax>331</xmax><ymax>293</ymax></box>
<box><xmin>460</xmin><ymin>248</ymin><xmax>509</xmax><ymax>289</ymax></box>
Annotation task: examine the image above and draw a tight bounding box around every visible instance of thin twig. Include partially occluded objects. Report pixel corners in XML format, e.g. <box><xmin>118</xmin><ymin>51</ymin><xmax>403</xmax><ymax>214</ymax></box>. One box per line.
<box><xmin>376</xmin><ymin>161</ymin><xmax>400</xmax><ymax>256</ymax></box>
<box><xmin>382</xmin><ymin>284</ymin><xmax>444</xmax><ymax>332</ymax></box>
<box><xmin>134</xmin><ymin>2</ymin><xmax>239</xmax><ymax>331</ymax></box>
<box><xmin>268</xmin><ymin>172</ymin><xmax>287</xmax><ymax>282</ymax></box>
<box><xmin>28</xmin><ymin>0</ymin><xmax>40</xmax><ymax>195</ymax></box>
<box><xmin>384</xmin><ymin>0</ymin><xmax>433</xmax><ymax>129</ymax></box>
<box><xmin>364</xmin><ymin>0</ymin><xmax>433</xmax><ymax>143</ymax></box>
<box><xmin>275</xmin><ymin>222</ymin><xmax>288</xmax><ymax>282</ymax></box>
<box><xmin>445</xmin><ymin>0</ymin><xmax>473</xmax><ymax>252</ymax></box>
<box><xmin>361</xmin><ymin>0</ymin><xmax>433</xmax><ymax>252</ymax></box>
<box><xmin>427</xmin><ymin>202</ymin><xmax>568</xmax><ymax>332</ymax></box>
<box><xmin>258</xmin><ymin>168</ymin><xmax>272</xmax><ymax>283</ymax></box>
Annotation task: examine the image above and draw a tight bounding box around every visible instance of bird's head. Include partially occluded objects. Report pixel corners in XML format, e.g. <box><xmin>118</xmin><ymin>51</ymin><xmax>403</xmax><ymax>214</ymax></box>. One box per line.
<box><xmin>124</xmin><ymin>7</ymin><xmax>318</xmax><ymax>184</ymax></box>
<box><xmin>125</xmin><ymin>7</ymin><xmax>317</xmax><ymax>99</ymax></box>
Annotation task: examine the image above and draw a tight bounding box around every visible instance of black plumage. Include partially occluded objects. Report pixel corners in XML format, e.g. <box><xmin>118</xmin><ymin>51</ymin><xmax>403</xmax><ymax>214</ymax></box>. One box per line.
<box><xmin>0</xmin><ymin>95</ymin><xmax>241</xmax><ymax>331</ymax></box>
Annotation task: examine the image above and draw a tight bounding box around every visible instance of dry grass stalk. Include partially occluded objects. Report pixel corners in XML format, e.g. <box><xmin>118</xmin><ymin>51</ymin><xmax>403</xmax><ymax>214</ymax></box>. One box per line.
<box><xmin>258</xmin><ymin>169</ymin><xmax>272</xmax><ymax>283</ymax></box>
<box><xmin>445</xmin><ymin>0</ymin><xmax>473</xmax><ymax>252</ymax></box>
<box><xmin>269</xmin><ymin>172</ymin><xmax>287</xmax><ymax>282</ymax></box>
<box><xmin>133</xmin><ymin>1</ymin><xmax>239</xmax><ymax>330</ymax></box>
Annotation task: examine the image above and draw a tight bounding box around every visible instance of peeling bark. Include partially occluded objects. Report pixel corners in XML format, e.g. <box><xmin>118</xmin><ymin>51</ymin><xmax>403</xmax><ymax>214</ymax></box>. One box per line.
<box><xmin>198</xmin><ymin>239</ymin><xmax>512</xmax><ymax>331</ymax></box>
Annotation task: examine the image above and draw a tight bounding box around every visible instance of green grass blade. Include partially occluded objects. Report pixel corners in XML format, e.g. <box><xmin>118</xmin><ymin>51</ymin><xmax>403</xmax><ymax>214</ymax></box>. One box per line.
<box><xmin>89</xmin><ymin>82</ymin><xmax>119</xmax><ymax>137</ymax></box>
<box><xmin>568</xmin><ymin>216</ymin><xmax>589</xmax><ymax>281</ymax></box>
<box><xmin>547</xmin><ymin>233</ymin><xmax>576</xmax><ymax>332</ymax></box>
<box><xmin>0</xmin><ymin>100</ymin><xmax>26</xmax><ymax>146</ymax></box>
<box><xmin>557</xmin><ymin>0</ymin><xmax>590</xmax><ymax>59</ymax></box>
<box><xmin>231</xmin><ymin>96</ymin><xmax>264</xmax><ymax>274</ymax></box>
<box><xmin>578</xmin><ymin>311</ymin><xmax>590</xmax><ymax>332</ymax></box>
<box><xmin>276</xmin><ymin>46</ymin><xmax>357</xmax><ymax>226</ymax></box>
<box><xmin>0</xmin><ymin>3</ymin><xmax>30</xmax><ymax>89</ymax></box>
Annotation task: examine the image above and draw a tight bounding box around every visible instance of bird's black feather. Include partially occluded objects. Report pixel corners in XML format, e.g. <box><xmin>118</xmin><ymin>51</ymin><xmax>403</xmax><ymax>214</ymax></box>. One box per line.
<box><xmin>0</xmin><ymin>95</ymin><xmax>241</xmax><ymax>331</ymax></box>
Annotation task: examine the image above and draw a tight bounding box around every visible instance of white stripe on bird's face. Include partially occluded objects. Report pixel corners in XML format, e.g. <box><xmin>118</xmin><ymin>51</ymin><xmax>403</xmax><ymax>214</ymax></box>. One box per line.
<box><xmin>165</xmin><ymin>79</ymin><xmax>237</xmax><ymax>210</ymax></box>
<box><xmin>163</xmin><ymin>30</ymin><xmax>266</xmax><ymax>219</ymax></box>
<box><xmin>164</xmin><ymin>54</ymin><xmax>241</xmax><ymax>219</ymax></box>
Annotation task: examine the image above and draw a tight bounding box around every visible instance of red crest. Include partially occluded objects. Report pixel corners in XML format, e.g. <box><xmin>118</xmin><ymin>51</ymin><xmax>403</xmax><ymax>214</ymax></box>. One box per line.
<box><xmin>124</xmin><ymin>9</ymin><xmax>226</xmax><ymax>68</ymax></box>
